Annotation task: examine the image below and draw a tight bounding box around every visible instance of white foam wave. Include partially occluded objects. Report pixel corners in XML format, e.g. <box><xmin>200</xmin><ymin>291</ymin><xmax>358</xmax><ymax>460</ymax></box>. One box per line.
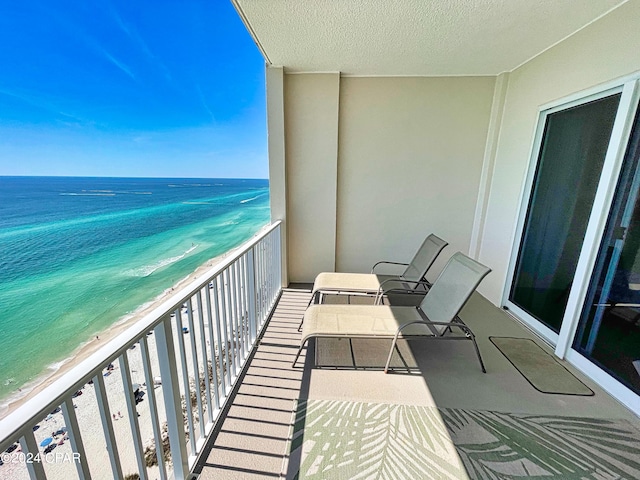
<box><xmin>47</xmin><ymin>359</ymin><xmax>70</xmax><ymax>371</ymax></box>
<box><xmin>0</xmin><ymin>358</ymin><xmax>72</xmax><ymax>416</ymax></box>
<box><xmin>60</xmin><ymin>190</ymin><xmax>151</xmax><ymax>196</ymax></box>
<box><xmin>168</xmin><ymin>184</ymin><xmax>213</xmax><ymax>188</ymax></box>
<box><xmin>124</xmin><ymin>244</ymin><xmax>198</xmax><ymax>277</ymax></box>
<box><xmin>60</xmin><ymin>193</ymin><xmax>116</xmax><ymax>196</ymax></box>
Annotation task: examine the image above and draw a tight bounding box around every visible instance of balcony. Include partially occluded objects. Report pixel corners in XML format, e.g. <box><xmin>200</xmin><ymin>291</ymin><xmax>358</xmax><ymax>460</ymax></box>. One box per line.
<box><xmin>197</xmin><ymin>289</ymin><xmax>640</xmax><ymax>479</ymax></box>
<box><xmin>3</xmin><ymin>221</ymin><xmax>638</xmax><ymax>480</ymax></box>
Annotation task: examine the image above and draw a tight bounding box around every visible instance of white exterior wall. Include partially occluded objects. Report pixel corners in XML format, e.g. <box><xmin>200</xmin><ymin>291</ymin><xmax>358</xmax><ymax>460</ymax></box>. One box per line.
<box><xmin>477</xmin><ymin>0</ymin><xmax>640</xmax><ymax>304</ymax></box>
<box><xmin>266</xmin><ymin>66</ymin><xmax>288</xmax><ymax>286</ymax></box>
<box><xmin>283</xmin><ymin>73</ymin><xmax>340</xmax><ymax>282</ymax></box>
<box><xmin>336</xmin><ymin>77</ymin><xmax>495</xmax><ymax>280</ymax></box>
<box><xmin>279</xmin><ymin>74</ymin><xmax>495</xmax><ymax>282</ymax></box>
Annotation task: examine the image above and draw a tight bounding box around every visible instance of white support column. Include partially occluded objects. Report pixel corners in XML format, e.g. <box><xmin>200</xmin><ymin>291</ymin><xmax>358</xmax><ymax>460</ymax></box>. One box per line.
<box><xmin>266</xmin><ymin>66</ymin><xmax>288</xmax><ymax>287</ymax></box>
<box><xmin>62</xmin><ymin>397</ymin><xmax>91</xmax><ymax>480</ymax></box>
<box><xmin>118</xmin><ymin>353</ymin><xmax>148</xmax><ymax>480</ymax></box>
<box><xmin>470</xmin><ymin>72</ymin><xmax>510</xmax><ymax>259</ymax></box>
<box><xmin>94</xmin><ymin>372</ymin><xmax>123</xmax><ymax>480</ymax></box>
<box><xmin>154</xmin><ymin>316</ymin><xmax>189</xmax><ymax>480</ymax></box>
<box><xmin>139</xmin><ymin>335</ymin><xmax>168</xmax><ymax>480</ymax></box>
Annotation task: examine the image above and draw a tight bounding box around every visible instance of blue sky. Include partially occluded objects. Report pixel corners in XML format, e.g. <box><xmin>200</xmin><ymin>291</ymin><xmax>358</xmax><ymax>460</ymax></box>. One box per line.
<box><xmin>0</xmin><ymin>1</ymin><xmax>268</xmax><ymax>178</ymax></box>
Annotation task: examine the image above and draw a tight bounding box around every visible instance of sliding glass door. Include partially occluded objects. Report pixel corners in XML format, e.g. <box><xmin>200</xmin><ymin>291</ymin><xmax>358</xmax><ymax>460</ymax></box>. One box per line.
<box><xmin>508</xmin><ymin>94</ymin><xmax>621</xmax><ymax>335</ymax></box>
<box><xmin>574</xmin><ymin>105</ymin><xmax>640</xmax><ymax>396</ymax></box>
<box><xmin>506</xmin><ymin>78</ymin><xmax>640</xmax><ymax>411</ymax></box>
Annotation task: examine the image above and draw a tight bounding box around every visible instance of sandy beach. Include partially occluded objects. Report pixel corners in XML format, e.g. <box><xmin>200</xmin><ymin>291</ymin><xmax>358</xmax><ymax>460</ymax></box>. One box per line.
<box><xmin>0</xmin><ymin>245</ymin><xmax>242</xmax><ymax>480</ymax></box>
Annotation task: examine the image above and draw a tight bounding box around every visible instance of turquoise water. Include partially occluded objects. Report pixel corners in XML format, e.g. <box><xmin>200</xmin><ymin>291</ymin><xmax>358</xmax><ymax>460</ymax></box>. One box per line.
<box><xmin>0</xmin><ymin>177</ymin><xmax>270</xmax><ymax>402</ymax></box>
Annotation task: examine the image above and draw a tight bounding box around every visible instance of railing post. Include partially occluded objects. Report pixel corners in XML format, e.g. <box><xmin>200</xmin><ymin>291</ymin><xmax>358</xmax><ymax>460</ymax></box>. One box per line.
<box><xmin>19</xmin><ymin>430</ymin><xmax>46</xmax><ymax>480</ymax></box>
<box><xmin>186</xmin><ymin>298</ymin><xmax>205</xmax><ymax>440</ymax></box>
<box><xmin>94</xmin><ymin>372</ymin><xmax>123</xmax><ymax>480</ymax></box>
<box><xmin>62</xmin><ymin>397</ymin><xmax>92</xmax><ymax>480</ymax></box>
<box><xmin>204</xmin><ymin>287</ymin><xmax>221</xmax><ymax>410</ymax></box>
<box><xmin>196</xmin><ymin>290</ymin><xmax>215</xmax><ymax>425</ymax></box>
<box><xmin>276</xmin><ymin>223</ymin><xmax>284</xmax><ymax>289</ymax></box>
<box><xmin>118</xmin><ymin>352</ymin><xmax>148</xmax><ymax>480</ymax></box>
<box><xmin>173</xmin><ymin>308</ymin><xmax>196</xmax><ymax>455</ymax></box>
<box><xmin>139</xmin><ymin>335</ymin><xmax>168</xmax><ymax>480</ymax></box>
<box><xmin>247</xmin><ymin>247</ymin><xmax>258</xmax><ymax>343</ymax></box>
<box><xmin>154</xmin><ymin>316</ymin><xmax>189</xmax><ymax>479</ymax></box>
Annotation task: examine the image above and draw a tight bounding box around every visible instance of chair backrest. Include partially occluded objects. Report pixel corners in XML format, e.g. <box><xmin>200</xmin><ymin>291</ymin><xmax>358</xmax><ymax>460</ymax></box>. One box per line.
<box><xmin>419</xmin><ymin>252</ymin><xmax>491</xmax><ymax>335</ymax></box>
<box><xmin>401</xmin><ymin>234</ymin><xmax>448</xmax><ymax>282</ymax></box>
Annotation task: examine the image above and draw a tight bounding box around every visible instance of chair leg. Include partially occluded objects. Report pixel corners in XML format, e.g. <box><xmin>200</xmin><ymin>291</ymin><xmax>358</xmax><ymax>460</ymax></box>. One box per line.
<box><xmin>292</xmin><ymin>339</ymin><xmax>308</xmax><ymax>368</ymax></box>
<box><xmin>298</xmin><ymin>291</ymin><xmax>320</xmax><ymax>332</ymax></box>
<box><xmin>470</xmin><ymin>336</ymin><xmax>486</xmax><ymax>373</ymax></box>
<box><xmin>384</xmin><ymin>332</ymin><xmax>402</xmax><ymax>373</ymax></box>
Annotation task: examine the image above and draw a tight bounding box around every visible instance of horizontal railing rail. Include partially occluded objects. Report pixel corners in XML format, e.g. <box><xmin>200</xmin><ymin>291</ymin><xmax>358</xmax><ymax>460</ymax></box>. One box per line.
<box><xmin>0</xmin><ymin>221</ymin><xmax>283</xmax><ymax>480</ymax></box>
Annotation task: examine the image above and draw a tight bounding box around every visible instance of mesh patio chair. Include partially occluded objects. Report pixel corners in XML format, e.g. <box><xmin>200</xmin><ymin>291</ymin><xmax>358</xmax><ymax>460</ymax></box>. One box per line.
<box><xmin>293</xmin><ymin>252</ymin><xmax>491</xmax><ymax>373</ymax></box>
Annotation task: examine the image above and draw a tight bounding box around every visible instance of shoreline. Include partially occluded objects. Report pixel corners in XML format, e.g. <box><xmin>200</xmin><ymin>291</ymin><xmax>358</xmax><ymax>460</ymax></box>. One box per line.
<box><xmin>0</xmin><ymin>247</ymin><xmax>236</xmax><ymax>420</ymax></box>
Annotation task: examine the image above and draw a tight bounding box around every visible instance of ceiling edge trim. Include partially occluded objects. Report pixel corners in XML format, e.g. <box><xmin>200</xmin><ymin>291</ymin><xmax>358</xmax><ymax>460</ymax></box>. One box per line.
<box><xmin>509</xmin><ymin>0</ymin><xmax>630</xmax><ymax>73</ymax></box>
<box><xmin>339</xmin><ymin>73</ymin><xmax>498</xmax><ymax>78</ymax></box>
<box><xmin>285</xmin><ymin>71</ymin><xmax>342</xmax><ymax>75</ymax></box>
<box><xmin>231</xmin><ymin>0</ymin><xmax>272</xmax><ymax>65</ymax></box>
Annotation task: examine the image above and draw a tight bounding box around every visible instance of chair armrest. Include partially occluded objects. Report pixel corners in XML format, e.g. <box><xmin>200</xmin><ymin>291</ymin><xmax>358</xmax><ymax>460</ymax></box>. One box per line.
<box><xmin>378</xmin><ymin>278</ymin><xmax>431</xmax><ymax>292</ymax></box>
<box><xmin>370</xmin><ymin>261</ymin><xmax>409</xmax><ymax>274</ymax></box>
<box><xmin>374</xmin><ymin>279</ymin><xmax>431</xmax><ymax>304</ymax></box>
<box><xmin>395</xmin><ymin>320</ymin><xmax>475</xmax><ymax>338</ymax></box>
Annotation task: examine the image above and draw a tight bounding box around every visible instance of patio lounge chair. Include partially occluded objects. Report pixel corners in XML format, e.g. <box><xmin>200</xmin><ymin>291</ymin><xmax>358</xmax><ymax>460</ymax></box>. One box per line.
<box><xmin>293</xmin><ymin>252</ymin><xmax>491</xmax><ymax>373</ymax></box>
<box><xmin>310</xmin><ymin>233</ymin><xmax>448</xmax><ymax>305</ymax></box>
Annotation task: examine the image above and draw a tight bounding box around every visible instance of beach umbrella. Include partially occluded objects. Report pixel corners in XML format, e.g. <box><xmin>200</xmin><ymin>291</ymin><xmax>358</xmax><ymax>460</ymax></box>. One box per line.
<box><xmin>40</xmin><ymin>437</ymin><xmax>53</xmax><ymax>447</ymax></box>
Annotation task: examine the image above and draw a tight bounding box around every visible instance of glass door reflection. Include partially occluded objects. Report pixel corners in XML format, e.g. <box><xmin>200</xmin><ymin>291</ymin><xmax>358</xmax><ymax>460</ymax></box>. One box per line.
<box><xmin>575</xmin><ymin>104</ymin><xmax>640</xmax><ymax>395</ymax></box>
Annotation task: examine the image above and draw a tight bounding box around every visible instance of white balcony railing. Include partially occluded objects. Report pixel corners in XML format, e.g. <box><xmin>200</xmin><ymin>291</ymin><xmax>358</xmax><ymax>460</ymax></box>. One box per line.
<box><xmin>0</xmin><ymin>221</ymin><xmax>283</xmax><ymax>480</ymax></box>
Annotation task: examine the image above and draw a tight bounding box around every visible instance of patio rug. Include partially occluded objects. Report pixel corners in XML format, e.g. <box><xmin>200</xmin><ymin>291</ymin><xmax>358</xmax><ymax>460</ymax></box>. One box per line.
<box><xmin>490</xmin><ymin>337</ymin><xmax>594</xmax><ymax>396</ymax></box>
<box><xmin>284</xmin><ymin>399</ymin><xmax>640</xmax><ymax>480</ymax></box>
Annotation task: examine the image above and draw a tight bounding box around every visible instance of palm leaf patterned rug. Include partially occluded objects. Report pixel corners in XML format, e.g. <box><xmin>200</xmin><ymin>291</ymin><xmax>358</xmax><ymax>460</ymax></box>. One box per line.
<box><xmin>285</xmin><ymin>399</ymin><xmax>640</xmax><ymax>479</ymax></box>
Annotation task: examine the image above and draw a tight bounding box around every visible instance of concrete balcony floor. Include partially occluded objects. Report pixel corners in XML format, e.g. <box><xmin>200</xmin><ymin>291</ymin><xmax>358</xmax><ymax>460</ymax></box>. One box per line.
<box><xmin>195</xmin><ymin>286</ymin><xmax>640</xmax><ymax>479</ymax></box>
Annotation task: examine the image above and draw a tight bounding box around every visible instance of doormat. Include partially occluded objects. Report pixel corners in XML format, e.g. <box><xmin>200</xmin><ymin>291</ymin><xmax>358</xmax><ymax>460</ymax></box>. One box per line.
<box><xmin>490</xmin><ymin>337</ymin><xmax>593</xmax><ymax>396</ymax></box>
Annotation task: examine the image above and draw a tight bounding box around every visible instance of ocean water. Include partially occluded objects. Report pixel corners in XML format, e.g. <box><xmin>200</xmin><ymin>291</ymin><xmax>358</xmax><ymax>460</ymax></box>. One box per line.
<box><xmin>0</xmin><ymin>176</ymin><xmax>270</xmax><ymax>402</ymax></box>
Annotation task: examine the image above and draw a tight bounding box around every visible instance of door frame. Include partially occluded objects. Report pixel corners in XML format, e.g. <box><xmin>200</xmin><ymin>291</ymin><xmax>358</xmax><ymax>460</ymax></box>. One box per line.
<box><xmin>502</xmin><ymin>74</ymin><xmax>640</xmax><ymax>413</ymax></box>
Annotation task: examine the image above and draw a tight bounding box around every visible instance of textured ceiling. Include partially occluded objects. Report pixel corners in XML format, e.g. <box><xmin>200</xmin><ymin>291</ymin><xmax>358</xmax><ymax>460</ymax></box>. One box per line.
<box><xmin>233</xmin><ymin>0</ymin><xmax>627</xmax><ymax>76</ymax></box>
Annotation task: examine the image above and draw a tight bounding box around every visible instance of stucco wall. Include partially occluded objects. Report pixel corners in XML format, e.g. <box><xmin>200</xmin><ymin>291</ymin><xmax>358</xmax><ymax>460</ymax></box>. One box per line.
<box><xmin>280</xmin><ymin>74</ymin><xmax>494</xmax><ymax>282</ymax></box>
<box><xmin>283</xmin><ymin>73</ymin><xmax>340</xmax><ymax>282</ymax></box>
<box><xmin>477</xmin><ymin>0</ymin><xmax>640</xmax><ymax>304</ymax></box>
<box><xmin>335</xmin><ymin>76</ymin><xmax>495</xmax><ymax>280</ymax></box>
